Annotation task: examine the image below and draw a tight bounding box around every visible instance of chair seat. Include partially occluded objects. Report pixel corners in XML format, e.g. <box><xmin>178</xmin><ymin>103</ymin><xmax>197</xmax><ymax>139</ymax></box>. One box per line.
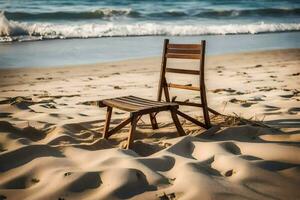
<box><xmin>100</xmin><ymin>95</ymin><xmax>178</xmax><ymax>114</ymax></box>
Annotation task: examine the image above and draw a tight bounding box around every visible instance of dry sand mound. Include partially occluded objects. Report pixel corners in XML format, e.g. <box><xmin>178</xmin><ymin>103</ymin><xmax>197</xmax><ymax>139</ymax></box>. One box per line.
<box><xmin>0</xmin><ymin>122</ymin><xmax>300</xmax><ymax>200</ymax></box>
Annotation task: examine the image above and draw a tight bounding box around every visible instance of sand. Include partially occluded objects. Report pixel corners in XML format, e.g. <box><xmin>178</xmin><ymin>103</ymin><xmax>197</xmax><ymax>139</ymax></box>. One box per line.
<box><xmin>0</xmin><ymin>49</ymin><xmax>299</xmax><ymax>200</ymax></box>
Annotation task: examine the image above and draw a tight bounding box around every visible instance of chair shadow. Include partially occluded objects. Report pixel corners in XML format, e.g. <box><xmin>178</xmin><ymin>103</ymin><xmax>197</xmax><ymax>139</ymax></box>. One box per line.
<box><xmin>264</xmin><ymin>118</ymin><xmax>300</xmax><ymax>129</ymax></box>
<box><xmin>197</xmin><ymin>118</ymin><xmax>300</xmax><ymax>145</ymax></box>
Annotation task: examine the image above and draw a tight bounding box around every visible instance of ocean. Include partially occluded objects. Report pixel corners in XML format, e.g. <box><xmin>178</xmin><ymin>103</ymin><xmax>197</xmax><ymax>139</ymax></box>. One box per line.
<box><xmin>0</xmin><ymin>0</ymin><xmax>299</xmax><ymax>68</ymax></box>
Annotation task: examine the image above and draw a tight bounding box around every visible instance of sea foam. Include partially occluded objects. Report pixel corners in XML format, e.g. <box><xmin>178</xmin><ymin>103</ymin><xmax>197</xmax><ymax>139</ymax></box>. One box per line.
<box><xmin>1</xmin><ymin>11</ymin><xmax>300</xmax><ymax>42</ymax></box>
<box><xmin>0</xmin><ymin>11</ymin><xmax>28</xmax><ymax>40</ymax></box>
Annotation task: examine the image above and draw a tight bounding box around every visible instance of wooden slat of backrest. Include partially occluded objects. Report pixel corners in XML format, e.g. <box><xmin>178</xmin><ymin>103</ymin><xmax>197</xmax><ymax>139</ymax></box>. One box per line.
<box><xmin>167</xmin><ymin>49</ymin><xmax>201</xmax><ymax>54</ymax></box>
<box><xmin>166</xmin><ymin>43</ymin><xmax>202</xmax><ymax>59</ymax></box>
<box><xmin>166</xmin><ymin>68</ymin><xmax>200</xmax><ymax>75</ymax></box>
<box><xmin>168</xmin><ymin>83</ymin><xmax>200</xmax><ymax>91</ymax></box>
<box><xmin>166</xmin><ymin>53</ymin><xmax>201</xmax><ymax>59</ymax></box>
<box><xmin>167</xmin><ymin>44</ymin><xmax>201</xmax><ymax>49</ymax></box>
<box><xmin>165</xmin><ymin>42</ymin><xmax>202</xmax><ymax>91</ymax></box>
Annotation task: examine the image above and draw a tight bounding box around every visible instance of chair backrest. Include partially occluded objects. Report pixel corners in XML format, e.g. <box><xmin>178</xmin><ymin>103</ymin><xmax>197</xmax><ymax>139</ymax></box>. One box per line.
<box><xmin>157</xmin><ymin>39</ymin><xmax>211</xmax><ymax>127</ymax></box>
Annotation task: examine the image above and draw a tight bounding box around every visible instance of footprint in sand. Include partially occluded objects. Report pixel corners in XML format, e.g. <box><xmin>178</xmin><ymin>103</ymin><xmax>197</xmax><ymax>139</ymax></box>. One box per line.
<box><xmin>279</xmin><ymin>90</ymin><xmax>299</xmax><ymax>98</ymax></box>
<box><xmin>158</xmin><ymin>192</ymin><xmax>176</xmax><ymax>200</ymax></box>
<box><xmin>0</xmin><ymin>112</ymin><xmax>11</xmax><ymax>118</ymax></box>
<box><xmin>288</xmin><ymin>72</ymin><xmax>300</xmax><ymax>76</ymax></box>
<box><xmin>224</xmin><ymin>169</ymin><xmax>235</xmax><ymax>177</ymax></box>
<box><xmin>212</xmin><ymin>88</ymin><xmax>244</xmax><ymax>95</ymax></box>
<box><xmin>245</xmin><ymin>64</ymin><xmax>263</xmax><ymax>69</ymax></box>
<box><xmin>79</xmin><ymin>113</ymin><xmax>89</xmax><ymax>116</ymax></box>
<box><xmin>264</xmin><ymin>105</ymin><xmax>280</xmax><ymax>112</ymax></box>
<box><xmin>216</xmin><ymin>89</ymin><xmax>244</xmax><ymax>95</ymax></box>
<box><xmin>36</xmin><ymin>77</ymin><xmax>53</xmax><ymax>81</ymax></box>
<box><xmin>256</xmin><ymin>86</ymin><xmax>277</xmax><ymax>92</ymax></box>
<box><xmin>215</xmin><ymin>66</ymin><xmax>225</xmax><ymax>70</ymax></box>
<box><xmin>263</xmin><ymin>105</ymin><xmax>282</xmax><ymax>115</ymax></box>
<box><xmin>229</xmin><ymin>98</ymin><xmax>257</xmax><ymax>108</ymax></box>
<box><xmin>64</xmin><ymin>172</ymin><xmax>72</xmax><ymax>176</ymax></box>
<box><xmin>31</xmin><ymin>178</ymin><xmax>40</xmax><ymax>184</ymax></box>
<box><xmin>40</xmin><ymin>103</ymin><xmax>57</xmax><ymax>109</ymax></box>
<box><xmin>248</xmin><ymin>95</ymin><xmax>266</xmax><ymax>102</ymax></box>
<box><xmin>287</xmin><ymin>107</ymin><xmax>300</xmax><ymax>115</ymax></box>
<box><xmin>280</xmin><ymin>94</ymin><xmax>294</xmax><ymax>98</ymax></box>
<box><xmin>113</xmin><ymin>86</ymin><xmax>122</xmax><ymax>90</ymax></box>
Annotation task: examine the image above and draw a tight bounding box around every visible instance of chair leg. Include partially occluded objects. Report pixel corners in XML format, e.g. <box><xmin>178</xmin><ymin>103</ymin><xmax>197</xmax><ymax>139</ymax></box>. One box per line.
<box><xmin>202</xmin><ymin>104</ymin><xmax>211</xmax><ymax>129</ymax></box>
<box><xmin>126</xmin><ymin>114</ymin><xmax>138</xmax><ymax>149</ymax></box>
<box><xmin>200</xmin><ymin>87</ymin><xmax>211</xmax><ymax>129</ymax></box>
<box><xmin>103</xmin><ymin>106</ymin><xmax>112</xmax><ymax>139</ymax></box>
<box><xmin>149</xmin><ymin>113</ymin><xmax>158</xmax><ymax>129</ymax></box>
<box><xmin>170</xmin><ymin>108</ymin><xmax>185</xmax><ymax>136</ymax></box>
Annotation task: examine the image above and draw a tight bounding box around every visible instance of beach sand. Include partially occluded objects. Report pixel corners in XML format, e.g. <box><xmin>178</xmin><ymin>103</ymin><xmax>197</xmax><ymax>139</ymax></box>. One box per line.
<box><xmin>0</xmin><ymin>49</ymin><xmax>299</xmax><ymax>200</ymax></box>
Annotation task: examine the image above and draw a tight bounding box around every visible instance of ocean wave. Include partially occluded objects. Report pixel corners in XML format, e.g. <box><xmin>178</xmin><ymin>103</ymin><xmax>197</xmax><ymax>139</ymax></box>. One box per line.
<box><xmin>0</xmin><ymin>11</ymin><xmax>28</xmax><ymax>37</ymax></box>
<box><xmin>4</xmin><ymin>8</ymin><xmax>140</xmax><ymax>20</ymax></box>
<box><xmin>195</xmin><ymin>8</ymin><xmax>300</xmax><ymax>18</ymax></box>
<box><xmin>1</xmin><ymin>14</ymin><xmax>300</xmax><ymax>42</ymax></box>
<box><xmin>148</xmin><ymin>8</ymin><xmax>300</xmax><ymax>19</ymax></box>
<box><xmin>3</xmin><ymin>8</ymin><xmax>300</xmax><ymax>21</ymax></box>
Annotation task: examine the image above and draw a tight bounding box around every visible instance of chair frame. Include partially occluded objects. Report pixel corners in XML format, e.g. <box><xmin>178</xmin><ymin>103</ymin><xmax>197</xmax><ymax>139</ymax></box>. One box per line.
<box><xmin>99</xmin><ymin>39</ymin><xmax>218</xmax><ymax>149</ymax></box>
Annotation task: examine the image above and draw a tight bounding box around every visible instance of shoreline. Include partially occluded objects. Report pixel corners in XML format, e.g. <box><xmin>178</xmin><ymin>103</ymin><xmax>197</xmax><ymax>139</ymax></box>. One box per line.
<box><xmin>1</xmin><ymin>30</ymin><xmax>300</xmax><ymax>43</ymax></box>
<box><xmin>0</xmin><ymin>47</ymin><xmax>298</xmax><ymax>71</ymax></box>
<box><xmin>1</xmin><ymin>32</ymin><xmax>299</xmax><ymax>69</ymax></box>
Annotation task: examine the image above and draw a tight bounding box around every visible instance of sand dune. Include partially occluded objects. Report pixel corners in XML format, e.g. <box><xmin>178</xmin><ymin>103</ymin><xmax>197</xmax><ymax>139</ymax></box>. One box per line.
<box><xmin>0</xmin><ymin>49</ymin><xmax>299</xmax><ymax>199</ymax></box>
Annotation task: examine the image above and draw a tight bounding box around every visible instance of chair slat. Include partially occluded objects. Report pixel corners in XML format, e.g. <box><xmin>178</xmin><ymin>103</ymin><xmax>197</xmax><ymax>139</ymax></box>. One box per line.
<box><xmin>167</xmin><ymin>49</ymin><xmax>201</xmax><ymax>54</ymax></box>
<box><xmin>102</xmin><ymin>96</ymin><xmax>178</xmax><ymax>112</ymax></box>
<box><xmin>118</xmin><ymin>96</ymin><xmax>165</xmax><ymax>107</ymax></box>
<box><xmin>102</xmin><ymin>99</ymin><xmax>140</xmax><ymax>111</ymax></box>
<box><xmin>126</xmin><ymin>96</ymin><xmax>168</xmax><ymax>106</ymax></box>
<box><xmin>166</xmin><ymin>68</ymin><xmax>200</xmax><ymax>75</ymax></box>
<box><xmin>113</xmin><ymin>98</ymin><xmax>153</xmax><ymax>108</ymax></box>
<box><xmin>167</xmin><ymin>44</ymin><xmax>201</xmax><ymax>49</ymax></box>
<box><xmin>168</xmin><ymin>83</ymin><xmax>200</xmax><ymax>91</ymax></box>
<box><xmin>166</xmin><ymin>53</ymin><xmax>201</xmax><ymax>59</ymax></box>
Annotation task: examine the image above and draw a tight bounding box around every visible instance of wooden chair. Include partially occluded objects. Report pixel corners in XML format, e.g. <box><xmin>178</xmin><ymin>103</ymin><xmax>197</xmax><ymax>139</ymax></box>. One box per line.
<box><xmin>99</xmin><ymin>39</ymin><xmax>217</xmax><ymax>149</ymax></box>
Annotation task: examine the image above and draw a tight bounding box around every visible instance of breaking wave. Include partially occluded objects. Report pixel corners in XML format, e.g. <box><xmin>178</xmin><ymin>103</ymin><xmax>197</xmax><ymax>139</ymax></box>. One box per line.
<box><xmin>195</xmin><ymin>8</ymin><xmax>300</xmax><ymax>18</ymax></box>
<box><xmin>3</xmin><ymin>8</ymin><xmax>300</xmax><ymax>21</ymax></box>
<box><xmin>4</xmin><ymin>8</ymin><xmax>140</xmax><ymax>20</ymax></box>
<box><xmin>1</xmin><ymin>12</ymin><xmax>300</xmax><ymax>42</ymax></box>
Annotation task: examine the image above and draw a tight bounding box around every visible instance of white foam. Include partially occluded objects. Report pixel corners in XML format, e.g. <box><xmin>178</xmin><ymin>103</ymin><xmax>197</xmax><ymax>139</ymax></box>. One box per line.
<box><xmin>93</xmin><ymin>8</ymin><xmax>133</xmax><ymax>17</ymax></box>
<box><xmin>1</xmin><ymin>19</ymin><xmax>300</xmax><ymax>42</ymax></box>
<box><xmin>0</xmin><ymin>11</ymin><xmax>28</xmax><ymax>37</ymax></box>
